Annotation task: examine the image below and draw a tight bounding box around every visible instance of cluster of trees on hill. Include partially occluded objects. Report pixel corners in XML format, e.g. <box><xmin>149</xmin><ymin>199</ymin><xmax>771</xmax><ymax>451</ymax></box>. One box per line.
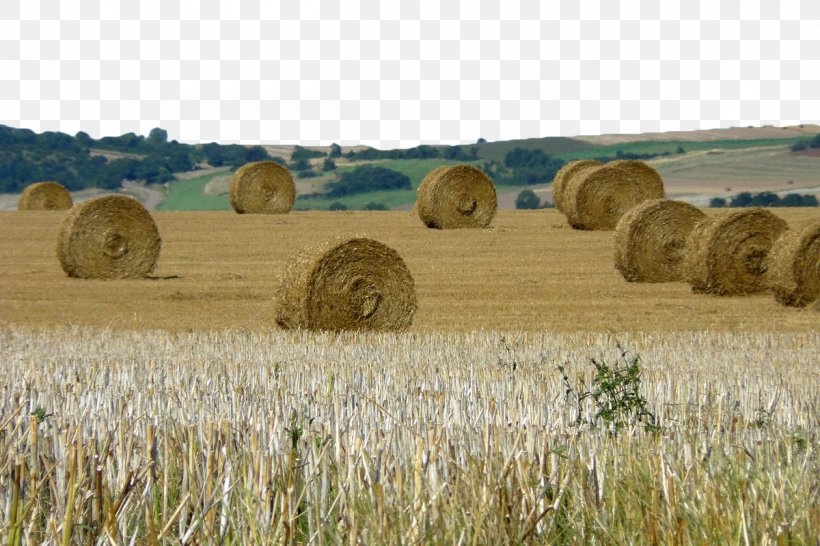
<box><xmin>482</xmin><ymin>148</ymin><xmax>566</xmax><ymax>186</ymax></box>
<box><xmin>0</xmin><ymin>124</ymin><xmax>277</xmax><ymax>193</ymax></box>
<box><xmin>323</xmin><ymin>165</ymin><xmax>412</xmax><ymax>197</ymax></box>
<box><xmin>710</xmin><ymin>191</ymin><xmax>818</xmax><ymax>208</ymax></box>
<box><xmin>790</xmin><ymin>133</ymin><xmax>820</xmax><ymax>151</ymax></box>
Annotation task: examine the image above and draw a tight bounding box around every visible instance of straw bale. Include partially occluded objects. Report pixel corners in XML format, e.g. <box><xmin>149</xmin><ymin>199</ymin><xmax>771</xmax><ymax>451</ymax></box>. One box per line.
<box><xmin>416</xmin><ymin>165</ymin><xmax>497</xmax><ymax>229</ymax></box>
<box><xmin>563</xmin><ymin>165</ymin><xmax>643</xmax><ymax>230</ymax></box>
<box><xmin>57</xmin><ymin>196</ymin><xmax>161</xmax><ymax>279</ymax></box>
<box><xmin>614</xmin><ymin>199</ymin><xmax>706</xmax><ymax>282</ymax></box>
<box><xmin>17</xmin><ymin>181</ymin><xmax>73</xmax><ymax>211</ymax></box>
<box><xmin>229</xmin><ymin>161</ymin><xmax>295</xmax><ymax>214</ymax></box>
<box><xmin>683</xmin><ymin>208</ymin><xmax>788</xmax><ymax>295</ymax></box>
<box><xmin>551</xmin><ymin>160</ymin><xmax>602</xmax><ymax>213</ymax></box>
<box><xmin>275</xmin><ymin>237</ymin><xmax>417</xmax><ymax>332</ymax></box>
<box><xmin>607</xmin><ymin>159</ymin><xmax>665</xmax><ymax>200</ymax></box>
<box><xmin>765</xmin><ymin>221</ymin><xmax>820</xmax><ymax>307</ymax></box>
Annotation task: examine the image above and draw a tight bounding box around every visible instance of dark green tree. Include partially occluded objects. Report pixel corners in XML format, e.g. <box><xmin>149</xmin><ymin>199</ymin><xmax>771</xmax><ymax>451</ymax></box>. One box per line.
<box><xmin>148</xmin><ymin>127</ymin><xmax>168</xmax><ymax>143</ymax></box>
<box><xmin>515</xmin><ymin>189</ymin><xmax>541</xmax><ymax>210</ymax></box>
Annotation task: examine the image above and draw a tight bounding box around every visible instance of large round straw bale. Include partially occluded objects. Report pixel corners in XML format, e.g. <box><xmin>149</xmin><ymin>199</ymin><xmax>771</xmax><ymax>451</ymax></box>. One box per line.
<box><xmin>563</xmin><ymin>165</ymin><xmax>643</xmax><ymax>230</ymax></box>
<box><xmin>614</xmin><ymin>199</ymin><xmax>707</xmax><ymax>282</ymax></box>
<box><xmin>551</xmin><ymin>160</ymin><xmax>602</xmax><ymax>213</ymax></box>
<box><xmin>275</xmin><ymin>237</ymin><xmax>417</xmax><ymax>332</ymax></box>
<box><xmin>683</xmin><ymin>208</ymin><xmax>788</xmax><ymax>296</ymax></box>
<box><xmin>229</xmin><ymin>161</ymin><xmax>295</xmax><ymax>214</ymax></box>
<box><xmin>57</xmin><ymin>196</ymin><xmax>161</xmax><ymax>279</ymax></box>
<box><xmin>17</xmin><ymin>181</ymin><xmax>73</xmax><ymax>211</ymax></box>
<box><xmin>765</xmin><ymin>221</ymin><xmax>820</xmax><ymax>307</ymax></box>
<box><xmin>607</xmin><ymin>160</ymin><xmax>665</xmax><ymax>200</ymax></box>
<box><xmin>416</xmin><ymin>165</ymin><xmax>497</xmax><ymax>229</ymax></box>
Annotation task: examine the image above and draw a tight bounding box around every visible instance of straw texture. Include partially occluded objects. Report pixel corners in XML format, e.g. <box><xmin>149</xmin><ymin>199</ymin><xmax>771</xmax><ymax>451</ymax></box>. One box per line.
<box><xmin>416</xmin><ymin>165</ymin><xmax>497</xmax><ymax>229</ymax></box>
<box><xmin>57</xmin><ymin>196</ymin><xmax>161</xmax><ymax>279</ymax></box>
<box><xmin>766</xmin><ymin>221</ymin><xmax>820</xmax><ymax>307</ymax></box>
<box><xmin>229</xmin><ymin>161</ymin><xmax>296</xmax><ymax>214</ymax></box>
<box><xmin>563</xmin><ymin>165</ymin><xmax>644</xmax><ymax>230</ymax></box>
<box><xmin>607</xmin><ymin>160</ymin><xmax>665</xmax><ymax>200</ymax></box>
<box><xmin>614</xmin><ymin>199</ymin><xmax>707</xmax><ymax>282</ymax></box>
<box><xmin>683</xmin><ymin>208</ymin><xmax>788</xmax><ymax>295</ymax></box>
<box><xmin>275</xmin><ymin>237</ymin><xmax>417</xmax><ymax>332</ymax></box>
<box><xmin>17</xmin><ymin>181</ymin><xmax>73</xmax><ymax>211</ymax></box>
<box><xmin>551</xmin><ymin>160</ymin><xmax>602</xmax><ymax>213</ymax></box>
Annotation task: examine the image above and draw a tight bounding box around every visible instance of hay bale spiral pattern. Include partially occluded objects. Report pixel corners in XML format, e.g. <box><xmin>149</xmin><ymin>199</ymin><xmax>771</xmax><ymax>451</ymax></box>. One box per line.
<box><xmin>416</xmin><ymin>165</ymin><xmax>497</xmax><ymax>229</ymax></box>
<box><xmin>229</xmin><ymin>161</ymin><xmax>295</xmax><ymax>214</ymax></box>
<box><xmin>563</xmin><ymin>165</ymin><xmax>644</xmax><ymax>230</ymax></box>
<box><xmin>18</xmin><ymin>181</ymin><xmax>73</xmax><ymax>211</ymax></box>
<box><xmin>614</xmin><ymin>199</ymin><xmax>706</xmax><ymax>282</ymax></box>
<box><xmin>57</xmin><ymin>196</ymin><xmax>161</xmax><ymax>279</ymax></box>
<box><xmin>766</xmin><ymin>221</ymin><xmax>820</xmax><ymax>307</ymax></box>
<box><xmin>607</xmin><ymin>159</ymin><xmax>665</xmax><ymax>200</ymax></box>
<box><xmin>551</xmin><ymin>160</ymin><xmax>602</xmax><ymax>213</ymax></box>
<box><xmin>275</xmin><ymin>237</ymin><xmax>417</xmax><ymax>332</ymax></box>
<box><xmin>683</xmin><ymin>208</ymin><xmax>788</xmax><ymax>296</ymax></box>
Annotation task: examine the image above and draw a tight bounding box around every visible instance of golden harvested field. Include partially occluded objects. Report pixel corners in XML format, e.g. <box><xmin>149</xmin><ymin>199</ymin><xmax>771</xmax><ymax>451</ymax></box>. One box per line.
<box><xmin>1</xmin><ymin>208</ymin><xmax>818</xmax><ymax>333</ymax></box>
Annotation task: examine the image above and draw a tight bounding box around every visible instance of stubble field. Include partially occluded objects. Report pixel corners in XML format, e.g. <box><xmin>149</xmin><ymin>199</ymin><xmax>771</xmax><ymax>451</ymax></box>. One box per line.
<box><xmin>1</xmin><ymin>209</ymin><xmax>818</xmax><ymax>333</ymax></box>
<box><xmin>1</xmin><ymin>208</ymin><xmax>818</xmax><ymax>544</ymax></box>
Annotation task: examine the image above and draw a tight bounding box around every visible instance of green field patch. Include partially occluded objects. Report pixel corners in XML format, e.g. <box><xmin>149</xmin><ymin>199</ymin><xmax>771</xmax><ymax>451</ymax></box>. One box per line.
<box><xmin>158</xmin><ymin>171</ymin><xmax>232</xmax><ymax>211</ymax></box>
<box><xmin>297</xmin><ymin>158</ymin><xmax>477</xmax><ymax>210</ymax></box>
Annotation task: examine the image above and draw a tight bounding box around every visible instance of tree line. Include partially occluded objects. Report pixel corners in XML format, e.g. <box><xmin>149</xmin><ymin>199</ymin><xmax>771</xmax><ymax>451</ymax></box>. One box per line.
<box><xmin>0</xmin><ymin>124</ymin><xmax>278</xmax><ymax>193</ymax></box>
<box><xmin>710</xmin><ymin>191</ymin><xmax>818</xmax><ymax>208</ymax></box>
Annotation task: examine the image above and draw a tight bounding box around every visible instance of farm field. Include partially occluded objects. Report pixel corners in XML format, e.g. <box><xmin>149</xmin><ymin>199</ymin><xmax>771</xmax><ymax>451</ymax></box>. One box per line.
<box><xmin>1</xmin><ymin>208</ymin><xmax>819</xmax><ymax>543</ymax></box>
<box><xmin>1</xmin><ymin>209</ymin><xmax>818</xmax><ymax>333</ymax></box>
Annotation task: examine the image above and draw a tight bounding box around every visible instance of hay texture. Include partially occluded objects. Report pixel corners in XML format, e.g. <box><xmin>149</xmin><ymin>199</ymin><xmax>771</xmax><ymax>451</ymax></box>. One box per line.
<box><xmin>275</xmin><ymin>237</ymin><xmax>417</xmax><ymax>332</ymax></box>
<box><xmin>607</xmin><ymin>160</ymin><xmax>665</xmax><ymax>200</ymax></box>
<box><xmin>551</xmin><ymin>160</ymin><xmax>602</xmax><ymax>213</ymax></box>
<box><xmin>229</xmin><ymin>161</ymin><xmax>295</xmax><ymax>214</ymax></box>
<box><xmin>416</xmin><ymin>165</ymin><xmax>497</xmax><ymax>229</ymax></box>
<box><xmin>766</xmin><ymin>221</ymin><xmax>820</xmax><ymax>307</ymax></box>
<box><xmin>17</xmin><ymin>181</ymin><xmax>73</xmax><ymax>211</ymax></box>
<box><xmin>683</xmin><ymin>208</ymin><xmax>788</xmax><ymax>296</ymax></box>
<box><xmin>563</xmin><ymin>165</ymin><xmax>643</xmax><ymax>230</ymax></box>
<box><xmin>614</xmin><ymin>199</ymin><xmax>706</xmax><ymax>282</ymax></box>
<box><xmin>57</xmin><ymin>196</ymin><xmax>161</xmax><ymax>279</ymax></box>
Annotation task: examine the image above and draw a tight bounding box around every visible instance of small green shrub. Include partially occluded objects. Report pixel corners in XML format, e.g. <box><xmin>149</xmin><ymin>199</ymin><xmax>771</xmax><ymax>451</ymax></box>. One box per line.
<box><xmin>558</xmin><ymin>344</ymin><xmax>658</xmax><ymax>435</ymax></box>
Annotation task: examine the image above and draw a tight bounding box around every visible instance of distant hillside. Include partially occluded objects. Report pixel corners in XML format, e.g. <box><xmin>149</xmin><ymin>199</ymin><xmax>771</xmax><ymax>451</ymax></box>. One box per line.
<box><xmin>2</xmin><ymin>123</ymin><xmax>818</xmax><ymax>212</ymax></box>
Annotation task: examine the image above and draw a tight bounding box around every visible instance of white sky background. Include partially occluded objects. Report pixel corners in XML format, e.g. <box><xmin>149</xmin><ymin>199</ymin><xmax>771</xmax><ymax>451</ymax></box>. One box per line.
<box><xmin>0</xmin><ymin>0</ymin><xmax>818</xmax><ymax>147</ymax></box>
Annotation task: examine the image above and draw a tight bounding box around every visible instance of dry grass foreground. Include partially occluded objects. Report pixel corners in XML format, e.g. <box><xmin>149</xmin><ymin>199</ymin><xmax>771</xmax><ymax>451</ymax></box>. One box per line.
<box><xmin>0</xmin><ymin>327</ymin><xmax>817</xmax><ymax>543</ymax></box>
<box><xmin>1</xmin><ymin>209</ymin><xmax>819</xmax><ymax>332</ymax></box>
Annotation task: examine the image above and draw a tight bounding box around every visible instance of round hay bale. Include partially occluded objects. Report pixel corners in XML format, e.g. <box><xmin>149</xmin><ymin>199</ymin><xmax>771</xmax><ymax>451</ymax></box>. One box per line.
<box><xmin>416</xmin><ymin>164</ymin><xmax>497</xmax><ymax>229</ymax></box>
<box><xmin>607</xmin><ymin>160</ymin><xmax>665</xmax><ymax>200</ymax></box>
<box><xmin>228</xmin><ymin>161</ymin><xmax>295</xmax><ymax>214</ymax></box>
<box><xmin>563</xmin><ymin>165</ymin><xmax>643</xmax><ymax>230</ymax></box>
<box><xmin>765</xmin><ymin>221</ymin><xmax>820</xmax><ymax>307</ymax></box>
<box><xmin>57</xmin><ymin>196</ymin><xmax>161</xmax><ymax>279</ymax></box>
<box><xmin>17</xmin><ymin>181</ymin><xmax>73</xmax><ymax>211</ymax></box>
<box><xmin>683</xmin><ymin>208</ymin><xmax>788</xmax><ymax>296</ymax></box>
<box><xmin>551</xmin><ymin>160</ymin><xmax>602</xmax><ymax>213</ymax></box>
<box><xmin>614</xmin><ymin>199</ymin><xmax>707</xmax><ymax>282</ymax></box>
<box><xmin>275</xmin><ymin>237</ymin><xmax>417</xmax><ymax>332</ymax></box>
